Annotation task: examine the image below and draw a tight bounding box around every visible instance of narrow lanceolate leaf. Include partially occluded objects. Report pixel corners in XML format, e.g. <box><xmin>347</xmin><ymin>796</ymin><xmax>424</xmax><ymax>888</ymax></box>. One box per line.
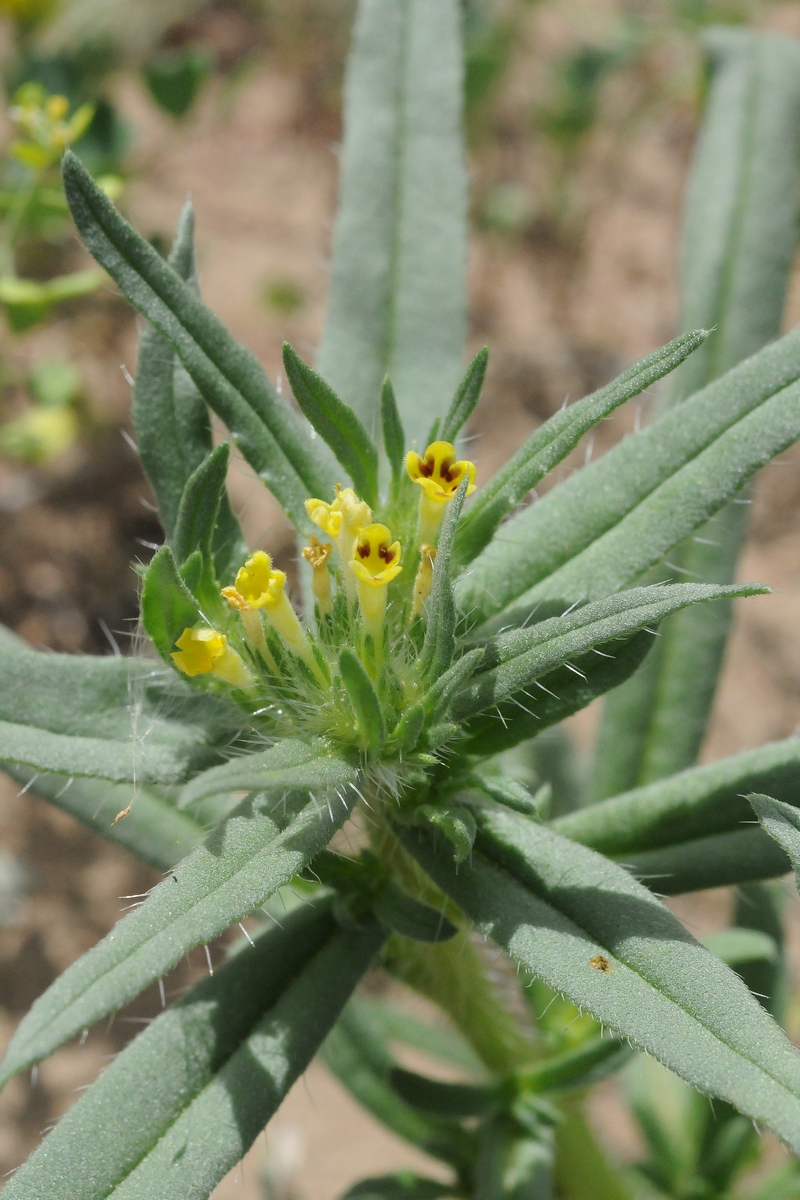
<box><xmin>750</xmin><ymin>794</ymin><xmax>800</xmax><ymax>890</ymax></box>
<box><xmin>7</xmin><ymin>767</ymin><xmax>206</xmax><ymax>870</ymax></box>
<box><xmin>381</xmin><ymin>377</ymin><xmax>406</xmax><ymax>484</ymax></box>
<box><xmin>339</xmin><ymin>650</ymin><xmax>385</xmax><ymax>753</ymax></box>
<box><xmin>439</xmin><ymin>346</ymin><xmax>489</xmax><ymax>445</ymax></box>
<box><xmin>141</xmin><ymin>544</ymin><xmax>201</xmax><ymax>666</ymax></box>
<box><xmin>623</xmin><ymin>828</ymin><xmax>790</xmax><ymax>896</ymax></box>
<box><xmin>178</xmin><ymin>736</ymin><xmax>357</xmax><ymax>806</ymax></box>
<box><xmin>400</xmin><ymin>805</ymin><xmax>800</xmax><ymax>1153</ymax></box>
<box><xmin>419</xmin><ymin>476</ymin><xmax>468</xmax><ymax>682</ymax></box>
<box><xmin>596</xmin><ymin>29</ymin><xmax>800</xmax><ymax>795</ymax></box>
<box><xmin>62</xmin><ymin>151</ymin><xmax>334</xmax><ymax>528</ymax></box>
<box><xmin>172</xmin><ymin>442</ymin><xmax>230</xmax><ymax>569</ymax></box>
<box><xmin>131</xmin><ymin>202</ymin><xmax>244</xmax><ymax>578</ymax></box>
<box><xmin>316</xmin><ymin>0</ymin><xmax>467</xmax><ymax>445</ymax></box>
<box><xmin>454</xmin><ymin>584</ymin><xmax>763</xmax><ymax>721</ymax></box>
<box><xmin>283</xmin><ymin>344</ymin><xmax>379</xmax><ymax>507</ymax></box>
<box><xmin>456</xmin><ymin>323</ymin><xmax>800</xmax><ymax>626</ymax></box>
<box><xmin>553</xmin><ymin>735</ymin><xmax>800</xmax><ymax>856</ymax></box>
<box><xmin>0</xmin><ymin>719</ymin><xmax>193</xmax><ymax>785</ymax></box>
<box><xmin>455</xmin><ymin>330</ymin><xmax>709</xmax><ymax>565</ymax></box>
<box><xmin>460</xmin><ymin>630</ymin><xmax>653</xmax><ymax>757</ymax></box>
<box><xmin>342</xmin><ymin>1176</ymin><xmax>454</xmax><ymax>1200</ymax></box>
<box><xmin>2</xmin><ymin>900</ymin><xmax>384</xmax><ymax>1200</ymax></box>
<box><xmin>702</xmin><ymin>928</ymin><xmax>777</xmax><ymax>968</ymax></box>
<box><xmin>0</xmin><ymin>768</ymin><xmax>359</xmax><ymax>1086</ymax></box>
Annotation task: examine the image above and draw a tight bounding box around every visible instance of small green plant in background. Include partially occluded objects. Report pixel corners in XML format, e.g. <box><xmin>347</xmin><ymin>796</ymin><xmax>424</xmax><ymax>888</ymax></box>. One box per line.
<box><xmin>4</xmin><ymin>3</ymin><xmax>800</xmax><ymax>1199</ymax></box>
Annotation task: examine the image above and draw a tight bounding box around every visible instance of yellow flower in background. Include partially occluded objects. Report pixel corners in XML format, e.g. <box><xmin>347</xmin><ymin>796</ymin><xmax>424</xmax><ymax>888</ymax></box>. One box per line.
<box><xmin>306</xmin><ymin>486</ymin><xmax>372</xmax><ymax>603</ymax></box>
<box><xmin>231</xmin><ymin>552</ymin><xmax>323</xmax><ymax>681</ymax></box>
<box><xmin>302</xmin><ymin>536</ymin><xmax>333</xmax><ymax>615</ymax></box>
<box><xmin>351</xmin><ymin>524</ymin><xmax>402</xmax><ymax>651</ymax></box>
<box><xmin>9</xmin><ymin>83</ymin><xmax>94</xmax><ymax>170</ymax></box>
<box><xmin>171</xmin><ymin>627</ymin><xmax>252</xmax><ymax>688</ymax></box>
<box><xmin>234</xmin><ymin>551</ymin><xmax>286</xmax><ymax>609</ymax></box>
<box><xmin>406</xmin><ymin>441</ymin><xmax>477</xmax><ymax>544</ymax></box>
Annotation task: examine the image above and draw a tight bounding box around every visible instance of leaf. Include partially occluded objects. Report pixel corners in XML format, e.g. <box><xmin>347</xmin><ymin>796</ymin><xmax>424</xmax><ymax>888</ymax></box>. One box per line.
<box><xmin>460</xmin><ymin>630</ymin><xmax>654</xmax><ymax>757</ymax></box>
<box><xmin>283</xmin><ymin>343</ymin><xmax>379</xmax><ymax>507</ymax></box>
<box><xmin>0</xmin><ymin>719</ymin><xmax>193</xmax><ymax>785</ymax></box>
<box><xmin>750</xmin><ymin>793</ymin><xmax>800</xmax><ymax>889</ymax></box>
<box><xmin>439</xmin><ymin>346</ymin><xmax>489</xmax><ymax>445</ymax></box>
<box><xmin>595</xmin><ymin>28</ymin><xmax>800</xmax><ymax>794</ymax></box>
<box><xmin>141</xmin><ymin>544</ymin><xmax>202</xmax><ymax>665</ymax></box>
<box><xmin>1</xmin><ymin>899</ymin><xmax>385</xmax><ymax>1200</ymax></box>
<box><xmin>701</xmin><ymin>928</ymin><xmax>777</xmax><ymax>967</ymax></box>
<box><xmin>178</xmin><ymin>736</ymin><xmax>356</xmax><ymax>807</ymax></box>
<box><xmin>400</xmin><ymin>804</ymin><xmax>800</xmax><ymax>1153</ymax></box>
<box><xmin>172</xmin><ymin>442</ymin><xmax>230</xmax><ymax>569</ymax></box>
<box><xmin>518</xmin><ymin>1034</ymin><xmax>633</xmax><ymax>1094</ymax></box>
<box><xmin>0</xmin><ymin>771</ymin><xmax>359</xmax><ymax>1086</ymax></box>
<box><xmin>342</xmin><ymin>1175</ymin><xmax>455</xmax><ymax>1200</ymax></box>
<box><xmin>419</xmin><ymin>477</ymin><xmax>468</xmax><ymax>682</ymax></box>
<box><xmin>316</xmin><ymin>0</ymin><xmax>467</xmax><ymax>445</ymax></box>
<box><xmin>414</xmin><ymin>806</ymin><xmax>476</xmax><ymax>865</ymax></box>
<box><xmin>62</xmin><ymin>150</ymin><xmax>334</xmax><ymax>529</ymax></box>
<box><xmin>381</xmin><ymin>377</ymin><xmax>406</xmax><ymax>486</ymax></box>
<box><xmin>624</xmin><ymin>828</ymin><xmax>790</xmax><ymax>896</ymax></box>
<box><xmin>352</xmin><ymin>996</ymin><xmax>486</xmax><ymax>1076</ymax></box>
<box><xmin>554</xmin><ymin>734</ymin><xmax>800</xmax><ymax>856</ymax></box>
<box><xmin>373</xmin><ymin>883</ymin><xmax>457</xmax><ymax>943</ymax></box>
<box><xmin>454</xmin><ymin>584</ymin><xmax>763</xmax><ymax>721</ymax></box>
<box><xmin>339</xmin><ymin>649</ymin><xmax>385</xmax><ymax>753</ymax></box>
<box><xmin>457</xmin><ymin>323</ymin><xmax>800</xmax><ymax>626</ymax></box>
<box><xmin>388</xmin><ymin>1067</ymin><xmax>492</xmax><ymax>1116</ymax></box>
<box><xmin>455</xmin><ymin>330</ymin><xmax>710</xmax><ymax>566</ymax></box>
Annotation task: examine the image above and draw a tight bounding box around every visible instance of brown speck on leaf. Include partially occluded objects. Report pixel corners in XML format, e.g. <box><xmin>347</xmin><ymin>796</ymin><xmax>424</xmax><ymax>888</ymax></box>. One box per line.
<box><xmin>113</xmin><ymin>805</ymin><xmax>131</xmax><ymax>824</ymax></box>
<box><xmin>589</xmin><ymin>954</ymin><xmax>613</xmax><ymax>974</ymax></box>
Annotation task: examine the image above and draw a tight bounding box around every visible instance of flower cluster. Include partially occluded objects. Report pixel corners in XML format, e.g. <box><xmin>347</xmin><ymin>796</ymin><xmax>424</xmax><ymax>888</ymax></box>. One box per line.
<box><xmin>167</xmin><ymin>440</ymin><xmax>477</xmax><ymax>730</ymax></box>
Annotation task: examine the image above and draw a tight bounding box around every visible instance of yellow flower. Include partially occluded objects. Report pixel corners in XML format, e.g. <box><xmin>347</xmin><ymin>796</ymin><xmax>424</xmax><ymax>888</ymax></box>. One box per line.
<box><xmin>406</xmin><ymin>441</ymin><xmax>476</xmax><ymax>544</ymax></box>
<box><xmin>302</xmin><ymin>536</ymin><xmax>333</xmax><ymax>616</ymax></box>
<box><xmin>412</xmin><ymin>544</ymin><xmax>437</xmax><ymax>616</ymax></box>
<box><xmin>305</xmin><ymin>486</ymin><xmax>372</xmax><ymax>603</ymax></box>
<box><xmin>232</xmin><ymin>552</ymin><xmax>323</xmax><ymax>681</ymax></box>
<box><xmin>171</xmin><ymin>627</ymin><xmax>252</xmax><ymax>688</ymax></box>
<box><xmin>350</xmin><ymin>524</ymin><xmax>402</xmax><ymax>650</ymax></box>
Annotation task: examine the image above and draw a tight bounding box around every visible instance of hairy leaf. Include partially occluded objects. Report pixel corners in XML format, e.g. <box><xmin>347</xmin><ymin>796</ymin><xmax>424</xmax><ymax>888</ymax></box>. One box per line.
<box><xmin>702</xmin><ymin>928</ymin><xmax>777</xmax><ymax>967</ymax></box>
<box><xmin>455</xmin><ymin>330</ymin><xmax>710</xmax><ymax>565</ymax></box>
<box><xmin>316</xmin><ymin>0</ymin><xmax>467</xmax><ymax>445</ymax></box>
<box><xmin>339</xmin><ymin>649</ymin><xmax>385</xmax><ymax>753</ymax></box>
<box><xmin>172</xmin><ymin>442</ymin><xmax>230</xmax><ymax>570</ymax></box>
<box><xmin>401</xmin><ymin>805</ymin><xmax>800</xmax><ymax>1152</ymax></box>
<box><xmin>419</xmin><ymin>477</ymin><xmax>468</xmax><ymax>682</ymax></box>
<box><xmin>750</xmin><ymin>793</ymin><xmax>800</xmax><ymax>890</ymax></box>
<box><xmin>0</xmin><ymin>772</ymin><xmax>359</xmax><ymax>1086</ymax></box>
<box><xmin>439</xmin><ymin>346</ymin><xmax>489</xmax><ymax>445</ymax></box>
<box><xmin>381</xmin><ymin>377</ymin><xmax>406</xmax><ymax>486</ymax></box>
<box><xmin>178</xmin><ymin>737</ymin><xmax>356</xmax><ymax>806</ymax></box>
<box><xmin>3</xmin><ymin>899</ymin><xmax>384</xmax><ymax>1200</ymax></box>
<box><xmin>625</xmin><ymin>828</ymin><xmax>790</xmax><ymax>895</ymax></box>
<box><xmin>62</xmin><ymin>151</ymin><xmax>334</xmax><ymax>528</ymax></box>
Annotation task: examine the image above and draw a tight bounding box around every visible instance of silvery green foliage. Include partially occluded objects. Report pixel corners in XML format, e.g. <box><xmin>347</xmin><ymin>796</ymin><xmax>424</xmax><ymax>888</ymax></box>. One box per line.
<box><xmin>3</xmin><ymin>6</ymin><xmax>800</xmax><ymax>1199</ymax></box>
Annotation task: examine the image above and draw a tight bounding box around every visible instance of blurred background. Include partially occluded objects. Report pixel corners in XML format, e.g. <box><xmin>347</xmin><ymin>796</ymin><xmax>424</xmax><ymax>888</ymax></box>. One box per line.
<box><xmin>1</xmin><ymin>0</ymin><xmax>800</xmax><ymax>1196</ymax></box>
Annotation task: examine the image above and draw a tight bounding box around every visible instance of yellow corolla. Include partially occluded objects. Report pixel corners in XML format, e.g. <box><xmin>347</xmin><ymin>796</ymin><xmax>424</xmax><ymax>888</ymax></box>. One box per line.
<box><xmin>302</xmin><ymin>536</ymin><xmax>333</xmax><ymax>615</ymax></box>
<box><xmin>405</xmin><ymin>441</ymin><xmax>476</xmax><ymax>543</ymax></box>
<box><xmin>305</xmin><ymin>486</ymin><xmax>372</xmax><ymax>602</ymax></box>
<box><xmin>171</xmin><ymin>627</ymin><xmax>252</xmax><ymax>688</ymax></box>
<box><xmin>228</xmin><ymin>552</ymin><xmax>322</xmax><ymax>680</ymax></box>
<box><xmin>350</xmin><ymin>524</ymin><xmax>402</xmax><ymax>649</ymax></box>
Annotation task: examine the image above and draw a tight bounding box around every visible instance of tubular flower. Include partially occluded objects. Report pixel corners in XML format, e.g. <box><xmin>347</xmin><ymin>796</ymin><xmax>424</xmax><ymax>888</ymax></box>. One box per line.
<box><xmin>412</xmin><ymin>544</ymin><xmax>437</xmax><ymax>617</ymax></box>
<box><xmin>171</xmin><ymin>626</ymin><xmax>252</xmax><ymax>688</ymax></box>
<box><xmin>406</xmin><ymin>440</ymin><xmax>477</xmax><ymax>544</ymax></box>
<box><xmin>302</xmin><ymin>536</ymin><xmax>333</xmax><ymax>616</ymax></box>
<box><xmin>305</xmin><ymin>486</ymin><xmax>371</xmax><ymax>602</ymax></box>
<box><xmin>221</xmin><ymin>585</ymin><xmax>278</xmax><ymax>673</ymax></box>
<box><xmin>350</xmin><ymin>523</ymin><xmax>402</xmax><ymax>648</ymax></box>
<box><xmin>233</xmin><ymin>552</ymin><xmax>321</xmax><ymax>679</ymax></box>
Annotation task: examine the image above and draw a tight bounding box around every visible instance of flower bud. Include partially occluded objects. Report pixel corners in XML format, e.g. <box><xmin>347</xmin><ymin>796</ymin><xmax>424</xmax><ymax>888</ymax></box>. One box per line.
<box><xmin>171</xmin><ymin>626</ymin><xmax>252</xmax><ymax>689</ymax></box>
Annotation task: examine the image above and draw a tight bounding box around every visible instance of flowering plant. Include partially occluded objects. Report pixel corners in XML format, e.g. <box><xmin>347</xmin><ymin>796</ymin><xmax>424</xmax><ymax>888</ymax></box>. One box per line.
<box><xmin>3</xmin><ymin>6</ymin><xmax>800</xmax><ymax>1199</ymax></box>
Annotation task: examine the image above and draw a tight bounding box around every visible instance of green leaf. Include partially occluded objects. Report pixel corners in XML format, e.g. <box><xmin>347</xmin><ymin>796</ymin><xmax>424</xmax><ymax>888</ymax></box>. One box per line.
<box><xmin>178</xmin><ymin>736</ymin><xmax>356</xmax><ymax>806</ymax></box>
<box><xmin>415</xmin><ymin>805</ymin><xmax>476</xmax><ymax>865</ymax></box>
<box><xmin>352</xmin><ymin>996</ymin><xmax>486</xmax><ymax>1076</ymax></box>
<box><xmin>454</xmin><ymin>584</ymin><xmax>763</xmax><ymax>721</ymax></box>
<box><xmin>389</xmin><ymin>1066</ymin><xmax>492</xmax><ymax>1116</ymax></box>
<box><xmin>5</xmin><ymin>768</ymin><xmax>206</xmax><ymax>869</ymax></box>
<box><xmin>2</xmin><ymin>899</ymin><xmax>384</xmax><ymax>1200</ymax></box>
<box><xmin>701</xmin><ymin>928</ymin><xmax>777</xmax><ymax>967</ymax></box>
<box><xmin>457</xmin><ymin>323</ymin><xmax>800</xmax><ymax>626</ymax></box>
<box><xmin>172</xmin><ymin>442</ymin><xmax>230</xmax><ymax>569</ymax></box>
<box><xmin>283</xmin><ymin>343</ymin><xmax>379</xmax><ymax>507</ymax></box>
<box><xmin>62</xmin><ymin>150</ymin><xmax>334</xmax><ymax>529</ymax></box>
<box><xmin>439</xmin><ymin>346</ymin><xmax>489</xmax><ymax>445</ymax></box>
<box><xmin>455</xmin><ymin>330</ymin><xmax>709</xmax><ymax>566</ymax></box>
<box><xmin>595</xmin><ymin>29</ymin><xmax>800</xmax><ymax>795</ymax></box>
<box><xmin>0</xmin><ymin>775</ymin><xmax>358</xmax><ymax>1086</ymax></box>
<box><xmin>419</xmin><ymin>476</ymin><xmax>468</xmax><ymax>682</ymax></box>
<box><xmin>0</xmin><ymin>719</ymin><xmax>191</xmax><ymax>785</ymax></box>
<box><xmin>554</xmin><ymin>735</ymin><xmax>800</xmax><ymax>856</ymax></box>
<box><xmin>131</xmin><ymin>203</ymin><xmax>244</xmax><ymax>579</ymax></box>
<box><xmin>141</xmin><ymin>544</ymin><xmax>202</xmax><ymax>665</ymax></box>
<box><xmin>750</xmin><ymin>793</ymin><xmax>800</xmax><ymax>889</ymax></box>
<box><xmin>400</xmin><ymin>804</ymin><xmax>800</xmax><ymax>1153</ymax></box>
<box><xmin>517</xmin><ymin>1034</ymin><xmax>633</xmax><ymax>1094</ymax></box>
<box><xmin>339</xmin><ymin>649</ymin><xmax>385</xmax><ymax>753</ymax></box>
<box><xmin>373</xmin><ymin>883</ymin><xmax>457</xmax><ymax>943</ymax></box>
<box><xmin>342</xmin><ymin>1174</ymin><xmax>455</xmax><ymax>1200</ymax></box>
<box><xmin>460</xmin><ymin>630</ymin><xmax>653</xmax><ymax>757</ymax></box>
<box><xmin>381</xmin><ymin>377</ymin><xmax>406</xmax><ymax>486</ymax></box>
<box><xmin>316</xmin><ymin>0</ymin><xmax>467</xmax><ymax>445</ymax></box>
<box><xmin>624</xmin><ymin>828</ymin><xmax>790</xmax><ymax>896</ymax></box>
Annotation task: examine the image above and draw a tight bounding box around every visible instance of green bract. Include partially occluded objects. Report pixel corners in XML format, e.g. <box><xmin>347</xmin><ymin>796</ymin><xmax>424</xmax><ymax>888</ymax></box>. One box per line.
<box><xmin>3</xmin><ymin>5</ymin><xmax>800</xmax><ymax>1199</ymax></box>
